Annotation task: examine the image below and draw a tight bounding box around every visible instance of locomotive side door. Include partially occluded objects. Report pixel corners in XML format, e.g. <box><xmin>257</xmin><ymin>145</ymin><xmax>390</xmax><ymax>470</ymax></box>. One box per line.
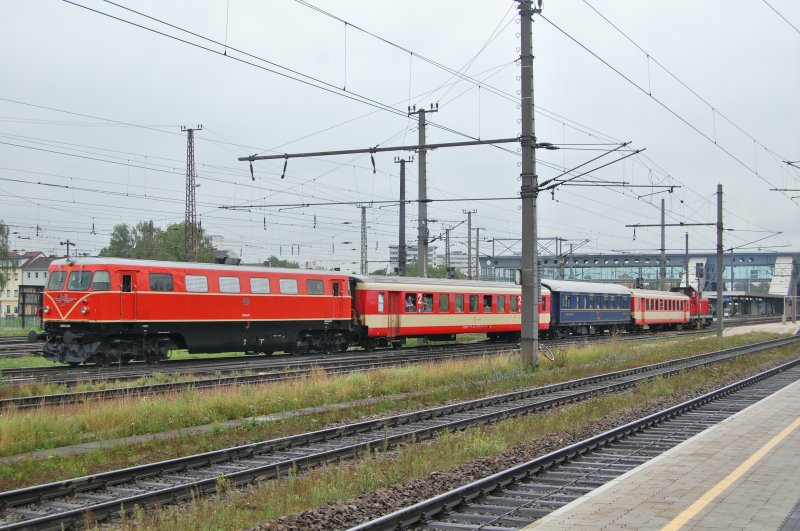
<box><xmin>387</xmin><ymin>291</ymin><xmax>401</xmax><ymax>338</ymax></box>
<box><xmin>331</xmin><ymin>280</ymin><xmax>345</xmax><ymax>319</ymax></box>
<box><xmin>119</xmin><ymin>270</ymin><xmax>138</xmax><ymax>321</ymax></box>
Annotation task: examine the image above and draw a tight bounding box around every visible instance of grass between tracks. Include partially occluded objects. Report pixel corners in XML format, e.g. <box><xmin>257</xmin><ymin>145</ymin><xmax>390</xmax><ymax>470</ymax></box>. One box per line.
<box><xmin>0</xmin><ymin>332</ymin><xmax>793</xmax><ymax>493</ymax></box>
<box><xmin>123</xmin><ymin>341</ymin><xmax>800</xmax><ymax>530</ymax></box>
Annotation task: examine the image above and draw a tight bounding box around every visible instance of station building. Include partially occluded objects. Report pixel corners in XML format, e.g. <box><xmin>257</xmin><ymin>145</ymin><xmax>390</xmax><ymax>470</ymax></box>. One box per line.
<box><xmin>479</xmin><ymin>251</ymin><xmax>799</xmax><ymax>318</ymax></box>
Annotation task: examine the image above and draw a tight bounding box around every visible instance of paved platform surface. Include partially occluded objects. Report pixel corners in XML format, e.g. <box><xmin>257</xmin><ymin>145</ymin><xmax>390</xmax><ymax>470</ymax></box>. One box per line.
<box><xmin>526</xmin><ymin>376</ymin><xmax>800</xmax><ymax>530</ymax></box>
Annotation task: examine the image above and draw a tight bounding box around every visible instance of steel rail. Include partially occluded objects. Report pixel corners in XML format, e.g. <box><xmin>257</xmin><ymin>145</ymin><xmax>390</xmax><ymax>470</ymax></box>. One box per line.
<box><xmin>0</xmin><ymin>337</ymin><xmax>797</xmax><ymax>529</ymax></box>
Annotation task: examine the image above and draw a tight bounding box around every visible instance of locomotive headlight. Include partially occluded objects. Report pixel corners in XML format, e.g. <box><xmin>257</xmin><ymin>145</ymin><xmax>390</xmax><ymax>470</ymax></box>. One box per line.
<box><xmin>80</xmin><ymin>307</ymin><xmax>89</xmax><ymax>315</ymax></box>
<box><xmin>43</xmin><ymin>306</ymin><xmax>50</xmax><ymax>314</ymax></box>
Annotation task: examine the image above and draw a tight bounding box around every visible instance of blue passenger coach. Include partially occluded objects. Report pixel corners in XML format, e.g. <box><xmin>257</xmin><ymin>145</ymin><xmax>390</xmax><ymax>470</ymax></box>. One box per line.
<box><xmin>542</xmin><ymin>279</ymin><xmax>631</xmax><ymax>337</ymax></box>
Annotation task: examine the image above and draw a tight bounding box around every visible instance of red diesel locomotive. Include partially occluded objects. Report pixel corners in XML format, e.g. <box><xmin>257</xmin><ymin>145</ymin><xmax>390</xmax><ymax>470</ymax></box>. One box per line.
<box><xmin>37</xmin><ymin>257</ymin><xmax>352</xmax><ymax>365</ymax></box>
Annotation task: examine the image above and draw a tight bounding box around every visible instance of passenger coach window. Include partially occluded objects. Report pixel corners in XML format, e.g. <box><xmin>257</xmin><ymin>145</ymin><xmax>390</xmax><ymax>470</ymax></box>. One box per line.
<box><xmin>185</xmin><ymin>275</ymin><xmax>208</xmax><ymax>293</ymax></box>
<box><xmin>91</xmin><ymin>270</ymin><xmax>111</xmax><ymax>291</ymax></box>
<box><xmin>377</xmin><ymin>293</ymin><xmax>385</xmax><ymax>312</ymax></box>
<box><xmin>483</xmin><ymin>295</ymin><xmax>492</xmax><ymax>312</ymax></box>
<box><xmin>511</xmin><ymin>296</ymin><xmax>519</xmax><ymax>312</ymax></box>
<box><xmin>250</xmin><ymin>278</ymin><xmax>270</xmax><ymax>293</ymax></box>
<box><xmin>422</xmin><ymin>294</ymin><xmax>434</xmax><ymax>313</ymax></box>
<box><xmin>48</xmin><ymin>271</ymin><xmax>67</xmax><ymax>290</ymax></box>
<box><xmin>497</xmin><ymin>296</ymin><xmax>506</xmax><ymax>312</ymax></box>
<box><xmin>469</xmin><ymin>295</ymin><xmax>478</xmax><ymax>312</ymax></box>
<box><xmin>280</xmin><ymin>279</ymin><xmax>298</xmax><ymax>294</ymax></box>
<box><xmin>149</xmin><ymin>273</ymin><xmax>174</xmax><ymax>292</ymax></box>
<box><xmin>405</xmin><ymin>293</ymin><xmax>417</xmax><ymax>312</ymax></box>
<box><xmin>438</xmin><ymin>294</ymin><xmax>449</xmax><ymax>312</ymax></box>
<box><xmin>219</xmin><ymin>276</ymin><xmax>240</xmax><ymax>293</ymax></box>
<box><xmin>307</xmin><ymin>279</ymin><xmax>324</xmax><ymax>295</ymax></box>
<box><xmin>67</xmin><ymin>271</ymin><xmax>92</xmax><ymax>291</ymax></box>
<box><xmin>455</xmin><ymin>294</ymin><xmax>464</xmax><ymax>313</ymax></box>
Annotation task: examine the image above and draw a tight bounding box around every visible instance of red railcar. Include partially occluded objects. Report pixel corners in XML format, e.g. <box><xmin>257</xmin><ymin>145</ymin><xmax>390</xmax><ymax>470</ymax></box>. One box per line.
<box><xmin>350</xmin><ymin>276</ymin><xmax>550</xmax><ymax>349</ymax></box>
<box><xmin>38</xmin><ymin>257</ymin><xmax>352</xmax><ymax>365</ymax></box>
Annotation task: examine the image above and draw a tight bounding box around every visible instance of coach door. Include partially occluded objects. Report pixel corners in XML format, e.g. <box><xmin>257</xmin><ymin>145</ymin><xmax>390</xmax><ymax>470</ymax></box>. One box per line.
<box><xmin>120</xmin><ymin>270</ymin><xmax>137</xmax><ymax>321</ymax></box>
<box><xmin>387</xmin><ymin>292</ymin><xmax>401</xmax><ymax>338</ymax></box>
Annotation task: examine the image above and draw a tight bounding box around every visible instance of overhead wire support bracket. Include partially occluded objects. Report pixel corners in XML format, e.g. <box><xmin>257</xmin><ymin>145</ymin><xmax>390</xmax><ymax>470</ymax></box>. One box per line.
<box><xmin>237</xmin><ymin>137</ymin><xmax>524</xmax><ymax>162</ymax></box>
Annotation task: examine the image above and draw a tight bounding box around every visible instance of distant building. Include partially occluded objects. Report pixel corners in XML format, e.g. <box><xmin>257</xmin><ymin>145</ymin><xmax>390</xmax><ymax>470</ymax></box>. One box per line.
<box><xmin>1</xmin><ymin>251</ymin><xmax>44</xmax><ymax>319</ymax></box>
<box><xmin>19</xmin><ymin>255</ymin><xmax>58</xmax><ymax>327</ymax></box>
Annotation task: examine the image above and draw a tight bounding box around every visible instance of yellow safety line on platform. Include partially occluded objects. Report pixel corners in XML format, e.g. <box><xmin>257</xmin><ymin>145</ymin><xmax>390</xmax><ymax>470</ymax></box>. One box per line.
<box><xmin>661</xmin><ymin>414</ymin><xmax>800</xmax><ymax>530</ymax></box>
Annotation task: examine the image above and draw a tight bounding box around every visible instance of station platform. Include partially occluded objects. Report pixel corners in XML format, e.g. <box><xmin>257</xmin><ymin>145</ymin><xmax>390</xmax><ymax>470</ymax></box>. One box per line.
<box><xmin>526</xmin><ymin>377</ymin><xmax>800</xmax><ymax>530</ymax></box>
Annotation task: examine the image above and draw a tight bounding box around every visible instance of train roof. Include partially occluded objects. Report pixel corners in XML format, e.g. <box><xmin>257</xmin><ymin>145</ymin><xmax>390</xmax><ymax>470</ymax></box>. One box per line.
<box><xmin>541</xmin><ymin>279</ymin><xmax>630</xmax><ymax>295</ymax></box>
<box><xmin>49</xmin><ymin>257</ymin><xmax>349</xmax><ymax>277</ymax></box>
<box><xmin>352</xmin><ymin>275</ymin><xmax>550</xmax><ymax>294</ymax></box>
<box><xmin>628</xmin><ymin>288</ymin><xmax>689</xmax><ymax>298</ymax></box>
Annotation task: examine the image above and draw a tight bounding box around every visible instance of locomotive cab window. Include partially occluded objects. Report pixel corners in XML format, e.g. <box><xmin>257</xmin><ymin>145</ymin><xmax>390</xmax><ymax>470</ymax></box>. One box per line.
<box><xmin>185</xmin><ymin>275</ymin><xmax>208</xmax><ymax>293</ymax></box>
<box><xmin>48</xmin><ymin>271</ymin><xmax>67</xmax><ymax>290</ymax></box>
<box><xmin>219</xmin><ymin>276</ymin><xmax>240</xmax><ymax>293</ymax></box>
<box><xmin>307</xmin><ymin>279</ymin><xmax>324</xmax><ymax>295</ymax></box>
<box><xmin>149</xmin><ymin>273</ymin><xmax>173</xmax><ymax>292</ymax></box>
<box><xmin>91</xmin><ymin>270</ymin><xmax>111</xmax><ymax>291</ymax></box>
<box><xmin>67</xmin><ymin>271</ymin><xmax>92</xmax><ymax>291</ymax></box>
<box><xmin>280</xmin><ymin>278</ymin><xmax>298</xmax><ymax>295</ymax></box>
<box><xmin>250</xmin><ymin>277</ymin><xmax>270</xmax><ymax>294</ymax></box>
<box><xmin>455</xmin><ymin>294</ymin><xmax>464</xmax><ymax>313</ymax></box>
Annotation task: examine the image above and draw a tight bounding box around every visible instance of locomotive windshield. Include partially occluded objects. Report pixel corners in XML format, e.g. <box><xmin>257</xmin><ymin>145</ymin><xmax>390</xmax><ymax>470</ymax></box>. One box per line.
<box><xmin>48</xmin><ymin>271</ymin><xmax>67</xmax><ymax>290</ymax></box>
<box><xmin>67</xmin><ymin>271</ymin><xmax>92</xmax><ymax>291</ymax></box>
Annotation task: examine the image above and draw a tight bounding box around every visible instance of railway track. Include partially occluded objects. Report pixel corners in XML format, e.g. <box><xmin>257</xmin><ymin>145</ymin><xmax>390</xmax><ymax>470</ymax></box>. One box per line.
<box><xmin>0</xmin><ymin>342</ymin><xmax>517</xmax><ymax>410</ymax></box>
<box><xmin>353</xmin><ymin>356</ymin><xmax>800</xmax><ymax>530</ymax></box>
<box><xmin>0</xmin><ymin>336</ymin><xmax>796</xmax><ymax>530</ymax></box>
<box><xmin>0</xmin><ymin>336</ymin><xmax>41</xmax><ymax>358</ymax></box>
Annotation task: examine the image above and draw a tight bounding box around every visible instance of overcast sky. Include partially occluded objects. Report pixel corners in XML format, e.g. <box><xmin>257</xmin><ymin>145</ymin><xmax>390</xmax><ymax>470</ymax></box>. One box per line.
<box><xmin>2</xmin><ymin>0</ymin><xmax>798</xmax><ymax>270</ymax></box>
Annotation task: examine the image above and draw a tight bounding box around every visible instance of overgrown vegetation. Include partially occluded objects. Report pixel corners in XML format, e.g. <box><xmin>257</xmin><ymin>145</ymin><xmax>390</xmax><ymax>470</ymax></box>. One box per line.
<box><xmin>0</xmin><ymin>332</ymin><xmax>793</xmax><ymax>494</ymax></box>
<box><xmin>124</xmin><ymin>346</ymin><xmax>799</xmax><ymax>529</ymax></box>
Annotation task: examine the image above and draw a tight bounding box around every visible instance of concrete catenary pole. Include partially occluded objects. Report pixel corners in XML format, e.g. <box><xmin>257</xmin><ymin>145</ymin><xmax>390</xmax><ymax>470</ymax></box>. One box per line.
<box><xmin>716</xmin><ymin>184</ymin><xmax>724</xmax><ymax>337</ymax></box>
<box><xmin>414</xmin><ymin>107</ymin><xmax>436</xmax><ymax>277</ymax></box>
<box><xmin>519</xmin><ymin>0</ymin><xmax>541</xmax><ymax>367</ymax></box>
<box><xmin>464</xmin><ymin>210</ymin><xmax>476</xmax><ymax>279</ymax></box>
<box><xmin>660</xmin><ymin>198</ymin><xmax>666</xmax><ymax>290</ymax></box>
<box><xmin>395</xmin><ymin>157</ymin><xmax>411</xmax><ymax>276</ymax></box>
